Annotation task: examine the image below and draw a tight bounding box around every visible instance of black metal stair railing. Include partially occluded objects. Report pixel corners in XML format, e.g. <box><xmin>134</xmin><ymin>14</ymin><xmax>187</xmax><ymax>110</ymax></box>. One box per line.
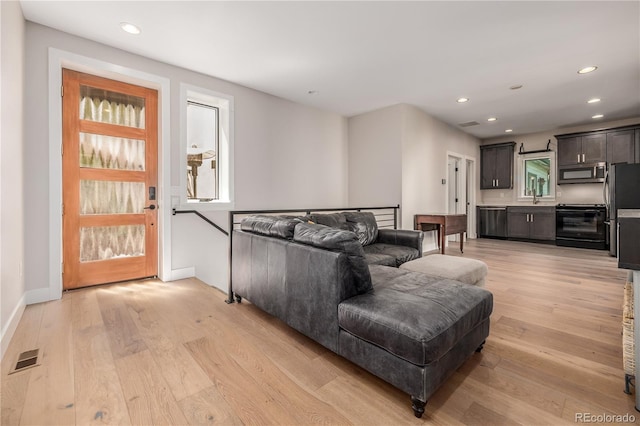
<box><xmin>172</xmin><ymin>209</ymin><xmax>229</xmax><ymax>236</ymax></box>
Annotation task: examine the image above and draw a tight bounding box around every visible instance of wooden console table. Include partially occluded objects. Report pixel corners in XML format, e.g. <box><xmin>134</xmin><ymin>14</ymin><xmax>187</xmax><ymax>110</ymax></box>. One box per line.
<box><xmin>414</xmin><ymin>213</ymin><xmax>467</xmax><ymax>254</ymax></box>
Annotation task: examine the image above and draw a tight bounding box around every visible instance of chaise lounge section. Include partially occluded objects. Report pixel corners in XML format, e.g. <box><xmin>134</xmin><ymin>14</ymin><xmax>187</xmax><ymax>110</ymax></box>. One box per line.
<box><xmin>231</xmin><ymin>214</ymin><xmax>493</xmax><ymax>417</ymax></box>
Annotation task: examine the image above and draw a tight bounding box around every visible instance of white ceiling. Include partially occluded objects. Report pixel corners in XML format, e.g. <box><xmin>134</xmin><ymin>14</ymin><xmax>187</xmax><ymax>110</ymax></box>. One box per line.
<box><xmin>20</xmin><ymin>1</ymin><xmax>640</xmax><ymax>139</ymax></box>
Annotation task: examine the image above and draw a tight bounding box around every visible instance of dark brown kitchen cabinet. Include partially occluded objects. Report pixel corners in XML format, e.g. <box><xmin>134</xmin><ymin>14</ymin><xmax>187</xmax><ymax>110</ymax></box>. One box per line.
<box><xmin>507</xmin><ymin>206</ymin><xmax>555</xmax><ymax>241</ymax></box>
<box><xmin>635</xmin><ymin>128</ymin><xmax>640</xmax><ymax>163</ymax></box>
<box><xmin>557</xmin><ymin>132</ymin><xmax>606</xmax><ymax>166</ymax></box>
<box><xmin>607</xmin><ymin>129</ymin><xmax>635</xmax><ymax>165</ymax></box>
<box><xmin>480</xmin><ymin>142</ymin><xmax>515</xmax><ymax>189</ymax></box>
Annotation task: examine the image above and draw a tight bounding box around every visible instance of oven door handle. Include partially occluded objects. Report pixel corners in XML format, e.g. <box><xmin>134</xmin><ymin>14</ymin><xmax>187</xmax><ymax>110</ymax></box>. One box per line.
<box><xmin>557</xmin><ymin>209</ymin><xmax>604</xmax><ymax>214</ymax></box>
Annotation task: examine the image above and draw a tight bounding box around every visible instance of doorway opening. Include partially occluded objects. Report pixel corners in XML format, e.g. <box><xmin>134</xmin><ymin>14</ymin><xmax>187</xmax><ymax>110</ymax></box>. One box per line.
<box><xmin>447</xmin><ymin>153</ymin><xmax>476</xmax><ymax>244</ymax></box>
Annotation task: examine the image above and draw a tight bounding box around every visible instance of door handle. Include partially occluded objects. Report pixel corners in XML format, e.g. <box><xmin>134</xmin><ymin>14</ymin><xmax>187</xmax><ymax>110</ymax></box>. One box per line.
<box><xmin>144</xmin><ymin>204</ymin><xmax>157</xmax><ymax>210</ymax></box>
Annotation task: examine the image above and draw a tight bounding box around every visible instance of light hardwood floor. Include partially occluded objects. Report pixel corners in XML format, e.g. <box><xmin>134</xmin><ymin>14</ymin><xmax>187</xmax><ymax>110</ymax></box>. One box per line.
<box><xmin>1</xmin><ymin>239</ymin><xmax>636</xmax><ymax>425</ymax></box>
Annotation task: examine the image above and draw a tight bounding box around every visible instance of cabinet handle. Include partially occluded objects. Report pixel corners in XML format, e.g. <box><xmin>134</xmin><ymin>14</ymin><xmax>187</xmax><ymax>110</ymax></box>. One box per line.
<box><xmin>526</xmin><ymin>214</ymin><xmax>530</xmax><ymax>222</ymax></box>
<box><xmin>582</xmin><ymin>153</ymin><xmax>585</xmax><ymax>163</ymax></box>
<box><xmin>531</xmin><ymin>214</ymin><xmax>534</xmax><ymax>222</ymax></box>
<box><xmin>578</xmin><ymin>154</ymin><xmax>581</xmax><ymax>163</ymax></box>
<box><xmin>496</xmin><ymin>179</ymin><xmax>499</xmax><ymax>187</ymax></box>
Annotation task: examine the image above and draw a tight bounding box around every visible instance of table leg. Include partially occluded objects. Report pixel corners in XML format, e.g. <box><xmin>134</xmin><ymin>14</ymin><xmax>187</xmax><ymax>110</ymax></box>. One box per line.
<box><xmin>460</xmin><ymin>233</ymin><xmax>464</xmax><ymax>253</ymax></box>
<box><xmin>440</xmin><ymin>225</ymin><xmax>446</xmax><ymax>254</ymax></box>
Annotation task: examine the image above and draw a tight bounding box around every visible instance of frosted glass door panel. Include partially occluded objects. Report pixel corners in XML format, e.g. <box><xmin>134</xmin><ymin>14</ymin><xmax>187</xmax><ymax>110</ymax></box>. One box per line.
<box><xmin>80</xmin><ymin>133</ymin><xmax>145</xmax><ymax>170</ymax></box>
<box><xmin>80</xmin><ymin>225</ymin><xmax>145</xmax><ymax>262</ymax></box>
<box><xmin>80</xmin><ymin>180</ymin><xmax>145</xmax><ymax>214</ymax></box>
<box><xmin>79</xmin><ymin>85</ymin><xmax>146</xmax><ymax>129</ymax></box>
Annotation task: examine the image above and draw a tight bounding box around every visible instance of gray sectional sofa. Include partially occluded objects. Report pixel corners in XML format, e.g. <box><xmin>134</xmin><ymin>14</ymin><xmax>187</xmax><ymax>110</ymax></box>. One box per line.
<box><xmin>231</xmin><ymin>213</ymin><xmax>493</xmax><ymax>417</ymax></box>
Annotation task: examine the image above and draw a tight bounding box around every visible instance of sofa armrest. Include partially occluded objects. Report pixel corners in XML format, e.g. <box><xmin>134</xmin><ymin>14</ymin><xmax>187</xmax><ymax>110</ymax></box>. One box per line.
<box><xmin>377</xmin><ymin>229</ymin><xmax>424</xmax><ymax>257</ymax></box>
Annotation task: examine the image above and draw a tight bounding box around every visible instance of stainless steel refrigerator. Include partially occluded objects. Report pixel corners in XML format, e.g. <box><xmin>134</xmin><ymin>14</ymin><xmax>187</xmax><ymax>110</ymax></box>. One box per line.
<box><xmin>604</xmin><ymin>163</ymin><xmax>640</xmax><ymax>256</ymax></box>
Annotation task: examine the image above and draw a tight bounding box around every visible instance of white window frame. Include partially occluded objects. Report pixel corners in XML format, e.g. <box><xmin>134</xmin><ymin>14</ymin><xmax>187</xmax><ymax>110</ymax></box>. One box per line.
<box><xmin>180</xmin><ymin>84</ymin><xmax>234</xmax><ymax>210</ymax></box>
<box><xmin>516</xmin><ymin>151</ymin><xmax>556</xmax><ymax>202</ymax></box>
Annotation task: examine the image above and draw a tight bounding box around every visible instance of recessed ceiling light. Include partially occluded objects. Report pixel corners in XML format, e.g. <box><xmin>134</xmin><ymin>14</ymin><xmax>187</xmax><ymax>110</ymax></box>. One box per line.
<box><xmin>120</xmin><ymin>22</ymin><xmax>141</xmax><ymax>35</ymax></box>
<box><xmin>487</xmin><ymin>117</ymin><xmax>497</xmax><ymax>122</ymax></box>
<box><xmin>578</xmin><ymin>66</ymin><xmax>597</xmax><ymax>74</ymax></box>
<box><xmin>592</xmin><ymin>114</ymin><xmax>604</xmax><ymax>119</ymax></box>
<box><xmin>505</xmin><ymin>129</ymin><xmax>513</xmax><ymax>133</ymax></box>
<box><xmin>587</xmin><ymin>98</ymin><xmax>601</xmax><ymax>104</ymax></box>
<box><xmin>457</xmin><ymin>97</ymin><xmax>469</xmax><ymax>103</ymax></box>
<box><xmin>509</xmin><ymin>85</ymin><xmax>523</xmax><ymax>90</ymax></box>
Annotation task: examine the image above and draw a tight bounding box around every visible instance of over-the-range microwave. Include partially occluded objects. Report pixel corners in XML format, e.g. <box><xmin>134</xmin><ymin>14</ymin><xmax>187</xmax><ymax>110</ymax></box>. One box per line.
<box><xmin>558</xmin><ymin>162</ymin><xmax>606</xmax><ymax>184</ymax></box>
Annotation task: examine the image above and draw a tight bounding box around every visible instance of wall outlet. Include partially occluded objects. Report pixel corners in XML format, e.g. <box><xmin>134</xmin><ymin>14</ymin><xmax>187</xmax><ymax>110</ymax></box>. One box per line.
<box><xmin>441</xmin><ymin>179</ymin><xmax>446</xmax><ymax>185</ymax></box>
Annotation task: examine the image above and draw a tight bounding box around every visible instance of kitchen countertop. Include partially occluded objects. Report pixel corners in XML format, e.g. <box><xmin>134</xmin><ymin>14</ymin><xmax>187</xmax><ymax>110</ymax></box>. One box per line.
<box><xmin>477</xmin><ymin>203</ymin><xmax>559</xmax><ymax>207</ymax></box>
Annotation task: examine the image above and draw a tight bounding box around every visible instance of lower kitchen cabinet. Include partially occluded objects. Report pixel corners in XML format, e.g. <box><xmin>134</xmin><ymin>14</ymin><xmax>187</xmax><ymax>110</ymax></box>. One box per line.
<box><xmin>507</xmin><ymin>206</ymin><xmax>556</xmax><ymax>241</ymax></box>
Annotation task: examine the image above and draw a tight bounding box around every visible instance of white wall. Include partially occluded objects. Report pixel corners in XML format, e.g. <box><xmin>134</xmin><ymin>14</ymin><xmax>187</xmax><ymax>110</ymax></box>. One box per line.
<box><xmin>1</xmin><ymin>0</ymin><xmax>26</xmax><ymax>358</ymax></box>
<box><xmin>348</xmin><ymin>104</ymin><xmax>481</xmax><ymax>250</ymax></box>
<box><xmin>348</xmin><ymin>104</ymin><xmax>403</xmax><ymax>208</ymax></box>
<box><xmin>400</xmin><ymin>104</ymin><xmax>480</xmax><ymax>230</ymax></box>
<box><xmin>481</xmin><ymin>116</ymin><xmax>640</xmax><ymax>206</ymax></box>
<box><xmin>24</xmin><ymin>22</ymin><xmax>348</xmax><ymax>296</ymax></box>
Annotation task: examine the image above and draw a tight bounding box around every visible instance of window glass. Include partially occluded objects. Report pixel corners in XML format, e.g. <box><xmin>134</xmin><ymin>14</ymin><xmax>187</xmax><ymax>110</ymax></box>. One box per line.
<box><xmin>517</xmin><ymin>152</ymin><xmax>556</xmax><ymax>201</ymax></box>
<box><xmin>181</xmin><ymin>84</ymin><xmax>233</xmax><ymax>209</ymax></box>
<box><xmin>79</xmin><ymin>85</ymin><xmax>145</xmax><ymax>129</ymax></box>
<box><xmin>187</xmin><ymin>102</ymin><xmax>218</xmax><ymax>201</ymax></box>
<box><xmin>524</xmin><ymin>158</ymin><xmax>551</xmax><ymax>196</ymax></box>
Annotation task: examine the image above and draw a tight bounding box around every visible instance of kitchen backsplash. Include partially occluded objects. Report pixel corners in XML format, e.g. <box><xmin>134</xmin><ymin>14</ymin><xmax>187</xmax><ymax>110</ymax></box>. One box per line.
<box><xmin>480</xmin><ymin>182</ymin><xmax>604</xmax><ymax>206</ymax></box>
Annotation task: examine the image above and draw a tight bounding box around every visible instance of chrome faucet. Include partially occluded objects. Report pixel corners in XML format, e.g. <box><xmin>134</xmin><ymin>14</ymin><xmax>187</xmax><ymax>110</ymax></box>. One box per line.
<box><xmin>532</xmin><ymin>187</ymin><xmax>539</xmax><ymax>204</ymax></box>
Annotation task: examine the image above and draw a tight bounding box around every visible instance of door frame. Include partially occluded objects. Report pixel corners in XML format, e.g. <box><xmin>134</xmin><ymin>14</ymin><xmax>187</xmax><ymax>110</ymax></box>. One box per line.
<box><xmin>45</xmin><ymin>48</ymin><xmax>171</xmax><ymax>302</ymax></box>
<box><xmin>445</xmin><ymin>151</ymin><xmax>477</xmax><ymax>242</ymax></box>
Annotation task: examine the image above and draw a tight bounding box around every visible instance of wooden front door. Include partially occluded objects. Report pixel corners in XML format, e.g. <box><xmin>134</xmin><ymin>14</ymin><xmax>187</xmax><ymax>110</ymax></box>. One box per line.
<box><xmin>62</xmin><ymin>69</ymin><xmax>158</xmax><ymax>290</ymax></box>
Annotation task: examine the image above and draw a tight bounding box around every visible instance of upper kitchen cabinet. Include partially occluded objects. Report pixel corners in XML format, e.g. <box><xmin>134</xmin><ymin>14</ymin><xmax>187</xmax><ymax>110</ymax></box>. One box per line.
<box><xmin>557</xmin><ymin>132</ymin><xmax>606</xmax><ymax>166</ymax></box>
<box><xmin>636</xmin><ymin>128</ymin><xmax>640</xmax><ymax>164</ymax></box>
<box><xmin>480</xmin><ymin>142</ymin><xmax>515</xmax><ymax>189</ymax></box>
<box><xmin>607</xmin><ymin>129</ymin><xmax>635</xmax><ymax>165</ymax></box>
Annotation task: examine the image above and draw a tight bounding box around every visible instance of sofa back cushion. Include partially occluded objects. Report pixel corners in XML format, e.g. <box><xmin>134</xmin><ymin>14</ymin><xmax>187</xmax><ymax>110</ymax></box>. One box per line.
<box><xmin>293</xmin><ymin>222</ymin><xmax>373</xmax><ymax>294</ymax></box>
<box><xmin>306</xmin><ymin>212</ymin><xmax>349</xmax><ymax>230</ymax></box>
<box><xmin>240</xmin><ymin>215</ymin><xmax>301</xmax><ymax>239</ymax></box>
<box><xmin>343</xmin><ymin>211</ymin><xmax>379</xmax><ymax>246</ymax></box>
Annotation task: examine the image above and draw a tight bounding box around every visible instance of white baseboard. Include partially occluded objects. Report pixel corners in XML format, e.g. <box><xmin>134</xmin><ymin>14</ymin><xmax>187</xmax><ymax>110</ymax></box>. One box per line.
<box><xmin>170</xmin><ymin>267</ymin><xmax>195</xmax><ymax>281</ymax></box>
<box><xmin>1</xmin><ymin>293</ymin><xmax>26</xmax><ymax>361</ymax></box>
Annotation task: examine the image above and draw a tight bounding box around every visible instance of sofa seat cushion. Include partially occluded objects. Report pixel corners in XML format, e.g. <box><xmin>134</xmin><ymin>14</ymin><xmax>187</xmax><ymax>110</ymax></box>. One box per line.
<box><xmin>338</xmin><ymin>265</ymin><xmax>493</xmax><ymax>365</ymax></box>
<box><xmin>363</xmin><ymin>243</ymin><xmax>420</xmax><ymax>267</ymax></box>
<box><xmin>363</xmin><ymin>252</ymin><xmax>397</xmax><ymax>267</ymax></box>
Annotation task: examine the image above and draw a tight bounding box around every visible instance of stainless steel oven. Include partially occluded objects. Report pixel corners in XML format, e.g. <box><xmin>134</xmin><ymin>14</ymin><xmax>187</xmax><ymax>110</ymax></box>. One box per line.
<box><xmin>556</xmin><ymin>204</ymin><xmax>607</xmax><ymax>249</ymax></box>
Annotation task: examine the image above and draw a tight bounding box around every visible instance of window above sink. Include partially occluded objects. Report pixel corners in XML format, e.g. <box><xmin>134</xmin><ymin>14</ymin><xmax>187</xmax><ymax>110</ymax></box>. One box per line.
<box><xmin>516</xmin><ymin>151</ymin><xmax>556</xmax><ymax>202</ymax></box>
